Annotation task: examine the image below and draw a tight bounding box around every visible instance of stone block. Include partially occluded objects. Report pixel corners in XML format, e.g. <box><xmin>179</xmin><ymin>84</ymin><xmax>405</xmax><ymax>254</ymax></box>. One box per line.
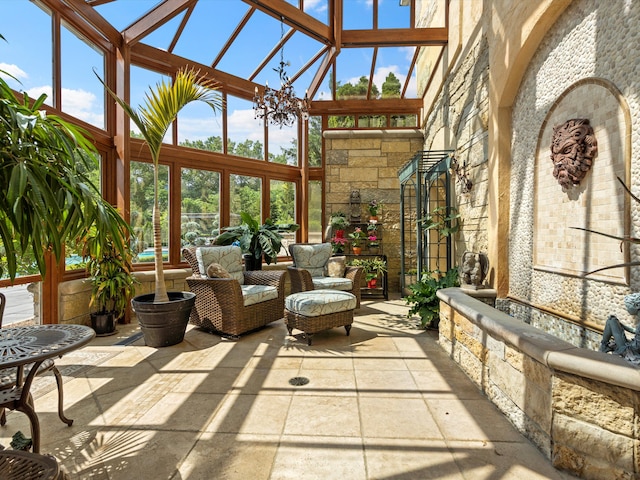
<box><xmin>331</xmin><ymin>138</ymin><xmax>381</xmax><ymax>150</ymax></box>
<box><xmin>487</xmin><ymin>353</ymin><xmax>527</xmax><ymax>408</ymax></box>
<box><xmin>377</xmin><ymin>178</ymin><xmax>400</xmax><ymax>189</ymax></box>
<box><xmin>457</xmin><ymin>344</ymin><xmax>484</xmax><ymax>385</ymax></box>
<box><xmin>381</xmin><ymin>141</ymin><xmax>412</xmax><ymax>153</ymax></box>
<box><xmin>326</xmin><ymin>150</ymin><xmax>348</xmax><ymax>165</ymax></box>
<box><xmin>523</xmin><ymin>356</ymin><xmax>552</xmax><ymax>391</ymax></box>
<box><xmin>349</xmin><ymin>149</ymin><xmax>383</xmax><ymax>157</ymax></box>
<box><xmin>348</xmin><ymin>157</ymin><xmax>385</xmax><ymax>167</ymax></box>
<box><xmin>552</xmin><ymin>413</ymin><xmax>634</xmax><ymax>473</ymax></box>
<box><xmin>339</xmin><ymin>168</ymin><xmax>379</xmax><ymax>182</ymax></box>
<box><xmin>552</xmin><ymin>375</ymin><xmax>635</xmax><ymax>437</ymax></box>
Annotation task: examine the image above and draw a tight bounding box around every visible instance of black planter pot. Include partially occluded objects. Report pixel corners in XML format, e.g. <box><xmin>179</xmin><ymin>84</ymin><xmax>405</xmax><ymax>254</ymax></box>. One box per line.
<box><xmin>90</xmin><ymin>312</ymin><xmax>117</xmax><ymax>336</ymax></box>
<box><xmin>243</xmin><ymin>253</ymin><xmax>262</xmax><ymax>271</ymax></box>
<box><xmin>131</xmin><ymin>291</ymin><xmax>196</xmax><ymax>347</ymax></box>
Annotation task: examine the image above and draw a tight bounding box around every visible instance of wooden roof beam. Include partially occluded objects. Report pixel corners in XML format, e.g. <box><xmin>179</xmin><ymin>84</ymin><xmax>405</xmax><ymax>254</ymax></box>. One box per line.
<box><xmin>123</xmin><ymin>0</ymin><xmax>196</xmax><ymax>46</ymax></box>
<box><xmin>307</xmin><ymin>46</ymin><xmax>337</xmax><ymax>100</ymax></box>
<box><xmin>341</xmin><ymin>27</ymin><xmax>448</xmax><ymax>47</ymax></box>
<box><xmin>243</xmin><ymin>0</ymin><xmax>331</xmax><ymax>45</ymax></box>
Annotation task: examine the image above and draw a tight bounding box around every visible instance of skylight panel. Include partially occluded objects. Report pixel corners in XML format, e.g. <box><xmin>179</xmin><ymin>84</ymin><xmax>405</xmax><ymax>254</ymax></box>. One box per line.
<box><xmin>173</xmin><ymin>1</ymin><xmax>249</xmax><ymax>67</ymax></box>
<box><xmin>93</xmin><ymin>0</ymin><xmax>159</xmax><ymax>32</ymax></box>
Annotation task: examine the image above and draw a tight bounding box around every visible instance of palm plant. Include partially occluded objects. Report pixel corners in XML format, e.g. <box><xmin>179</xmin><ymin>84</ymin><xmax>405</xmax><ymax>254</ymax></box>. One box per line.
<box><xmin>97</xmin><ymin>68</ymin><xmax>222</xmax><ymax>302</ymax></box>
<box><xmin>0</xmin><ymin>53</ymin><xmax>128</xmax><ymax>281</ymax></box>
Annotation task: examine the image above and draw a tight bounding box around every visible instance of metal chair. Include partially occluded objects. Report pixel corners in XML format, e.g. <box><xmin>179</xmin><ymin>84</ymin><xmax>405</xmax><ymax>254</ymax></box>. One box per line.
<box><xmin>0</xmin><ymin>292</ymin><xmax>72</xmax><ymax>429</ymax></box>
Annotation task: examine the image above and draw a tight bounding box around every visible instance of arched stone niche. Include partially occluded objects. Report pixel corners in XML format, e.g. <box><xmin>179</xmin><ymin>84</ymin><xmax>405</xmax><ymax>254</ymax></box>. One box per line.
<box><xmin>533</xmin><ymin>79</ymin><xmax>631</xmax><ymax>283</ymax></box>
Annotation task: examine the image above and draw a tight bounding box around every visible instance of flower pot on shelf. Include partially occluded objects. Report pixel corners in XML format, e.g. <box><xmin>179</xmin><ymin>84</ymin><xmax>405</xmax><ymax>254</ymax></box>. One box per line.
<box><xmin>369</xmin><ymin>216</ymin><xmax>378</xmax><ymax>223</ymax></box>
<box><xmin>352</xmin><ymin>246</ymin><xmax>362</xmax><ymax>255</ymax></box>
<box><xmin>367</xmin><ymin>278</ymin><xmax>378</xmax><ymax>289</ymax></box>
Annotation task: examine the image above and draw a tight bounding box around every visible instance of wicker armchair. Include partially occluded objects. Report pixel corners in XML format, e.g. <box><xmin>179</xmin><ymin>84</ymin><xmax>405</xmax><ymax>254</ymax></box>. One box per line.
<box><xmin>288</xmin><ymin>243</ymin><xmax>363</xmax><ymax>308</ymax></box>
<box><xmin>182</xmin><ymin>246</ymin><xmax>286</xmax><ymax>337</ymax></box>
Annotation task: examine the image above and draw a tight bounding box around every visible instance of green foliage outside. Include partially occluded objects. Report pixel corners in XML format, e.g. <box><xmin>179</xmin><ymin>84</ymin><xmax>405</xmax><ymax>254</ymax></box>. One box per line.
<box><xmin>405</xmin><ymin>268</ymin><xmax>460</xmax><ymax>329</ymax></box>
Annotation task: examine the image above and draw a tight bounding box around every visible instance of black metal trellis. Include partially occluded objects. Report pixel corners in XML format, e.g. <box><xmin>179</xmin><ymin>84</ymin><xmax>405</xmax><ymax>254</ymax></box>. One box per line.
<box><xmin>398</xmin><ymin>150</ymin><xmax>454</xmax><ymax>294</ymax></box>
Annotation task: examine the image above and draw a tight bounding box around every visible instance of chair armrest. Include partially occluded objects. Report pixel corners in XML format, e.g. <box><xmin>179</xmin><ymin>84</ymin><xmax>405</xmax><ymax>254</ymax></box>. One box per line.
<box><xmin>244</xmin><ymin>270</ymin><xmax>286</xmax><ymax>290</ymax></box>
<box><xmin>186</xmin><ymin>276</ymin><xmax>244</xmax><ymax>311</ymax></box>
<box><xmin>287</xmin><ymin>266</ymin><xmax>314</xmax><ymax>292</ymax></box>
<box><xmin>345</xmin><ymin>266</ymin><xmax>363</xmax><ymax>286</ymax></box>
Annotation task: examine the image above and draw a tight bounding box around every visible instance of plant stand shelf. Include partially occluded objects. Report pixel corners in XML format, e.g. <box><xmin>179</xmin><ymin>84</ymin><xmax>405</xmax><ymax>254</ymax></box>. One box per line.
<box><xmin>343</xmin><ymin>254</ymin><xmax>388</xmax><ymax>300</ymax></box>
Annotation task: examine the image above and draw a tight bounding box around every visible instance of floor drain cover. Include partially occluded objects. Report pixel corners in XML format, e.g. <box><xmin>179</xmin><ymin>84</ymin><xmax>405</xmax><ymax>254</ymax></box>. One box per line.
<box><xmin>289</xmin><ymin>376</ymin><xmax>310</xmax><ymax>386</ymax></box>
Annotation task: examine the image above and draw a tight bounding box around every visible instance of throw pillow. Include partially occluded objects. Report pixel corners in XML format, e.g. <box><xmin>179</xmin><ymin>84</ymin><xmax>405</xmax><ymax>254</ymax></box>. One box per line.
<box><xmin>325</xmin><ymin>256</ymin><xmax>346</xmax><ymax>278</ymax></box>
<box><xmin>207</xmin><ymin>262</ymin><xmax>231</xmax><ymax>279</ymax></box>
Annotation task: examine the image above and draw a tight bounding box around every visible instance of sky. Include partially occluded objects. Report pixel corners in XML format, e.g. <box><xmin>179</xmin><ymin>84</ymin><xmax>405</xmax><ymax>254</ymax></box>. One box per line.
<box><xmin>0</xmin><ymin>0</ymin><xmax>418</xmax><ymax>152</ymax></box>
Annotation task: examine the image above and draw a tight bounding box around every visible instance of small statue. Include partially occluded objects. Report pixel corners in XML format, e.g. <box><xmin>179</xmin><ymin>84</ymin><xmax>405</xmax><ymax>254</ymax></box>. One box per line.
<box><xmin>349</xmin><ymin>190</ymin><xmax>361</xmax><ymax>223</ymax></box>
<box><xmin>600</xmin><ymin>293</ymin><xmax>640</xmax><ymax>366</ymax></box>
<box><xmin>459</xmin><ymin>251</ymin><xmax>489</xmax><ymax>289</ymax></box>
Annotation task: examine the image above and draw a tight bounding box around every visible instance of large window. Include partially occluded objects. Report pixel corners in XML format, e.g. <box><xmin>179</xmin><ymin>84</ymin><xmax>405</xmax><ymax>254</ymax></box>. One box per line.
<box><xmin>65</xmin><ymin>152</ymin><xmax>102</xmax><ymax>271</ymax></box>
<box><xmin>0</xmin><ymin>2</ymin><xmax>53</xmax><ymax>106</ymax></box>
<box><xmin>308</xmin><ymin>116</ymin><xmax>322</xmax><ymax>167</ymax></box>
<box><xmin>308</xmin><ymin>180</ymin><xmax>323</xmax><ymax>243</ymax></box>
<box><xmin>270</xmin><ymin>180</ymin><xmax>296</xmax><ymax>255</ymax></box>
<box><xmin>181</xmin><ymin>168</ymin><xmax>220</xmax><ymax>247</ymax></box>
<box><xmin>227</xmin><ymin>95</ymin><xmax>264</xmax><ymax>160</ymax></box>
<box><xmin>130</xmin><ymin>161</ymin><xmax>169</xmax><ymax>263</ymax></box>
<box><xmin>229</xmin><ymin>174</ymin><xmax>262</xmax><ymax>226</ymax></box>
<box><xmin>268</xmin><ymin>123</ymin><xmax>298</xmax><ymax>166</ymax></box>
<box><xmin>61</xmin><ymin>22</ymin><xmax>105</xmax><ymax>129</ymax></box>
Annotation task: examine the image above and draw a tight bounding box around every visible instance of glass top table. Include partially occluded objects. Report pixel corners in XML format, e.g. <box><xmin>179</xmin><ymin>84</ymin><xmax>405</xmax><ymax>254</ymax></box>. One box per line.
<box><xmin>0</xmin><ymin>324</ymin><xmax>95</xmax><ymax>453</ymax></box>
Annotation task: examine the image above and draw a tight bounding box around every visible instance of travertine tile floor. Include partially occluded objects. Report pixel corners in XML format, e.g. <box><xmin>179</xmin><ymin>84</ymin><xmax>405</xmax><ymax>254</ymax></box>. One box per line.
<box><xmin>0</xmin><ymin>296</ymin><xmax>577</xmax><ymax>479</ymax></box>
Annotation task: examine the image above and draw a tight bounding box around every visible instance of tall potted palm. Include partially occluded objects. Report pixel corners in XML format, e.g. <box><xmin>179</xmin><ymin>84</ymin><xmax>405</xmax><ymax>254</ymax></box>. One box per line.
<box><xmin>0</xmin><ymin>52</ymin><xmax>129</xmax><ymax>284</ymax></box>
<box><xmin>98</xmin><ymin>67</ymin><xmax>222</xmax><ymax>346</ymax></box>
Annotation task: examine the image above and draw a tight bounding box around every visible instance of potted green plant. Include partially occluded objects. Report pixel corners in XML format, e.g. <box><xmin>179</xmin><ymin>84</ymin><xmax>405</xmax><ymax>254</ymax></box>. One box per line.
<box><xmin>97</xmin><ymin>67</ymin><xmax>223</xmax><ymax>347</ymax></box>
<box><xmin>82</xmin><ymin>227</ymin><xmax>137</xmax><ymax>335</ymax></box>
<box><xmin>368</xmin><ymin>199</ymin><xmax>382</xmax><ymax>223</ymax></box>
<box><xmin>0</xmin><ymin>50</ymin><xmax>130</xmax><ymax>285</ymax></box>
<box><xmin>351</xmin><ymin>257</ymin><xmax>387</xmax><ymax>289</ymax></box>
<box><xmin>405</xmin><ymin>268</ymin><xmax>459</xmax><ymax>329</ymax></box>
<box><xmin>215</xmin><ymin>212</ymin><xmax>299</xmax><ymax>270</ymax></box>
<box><xmin>330</xmin><ymin>212</ymin><xmax>349</xmax><ymax>232</ymax></box>
<box><xmin>348</xmin><ymin>227</ymin><xmax>367</xmax><ymax>255</ymax></box>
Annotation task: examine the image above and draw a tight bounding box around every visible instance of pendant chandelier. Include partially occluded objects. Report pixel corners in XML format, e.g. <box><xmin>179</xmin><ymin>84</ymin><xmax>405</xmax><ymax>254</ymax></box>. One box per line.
<box><xmin>253</xmin><ymin>19</ymin><xmax>309</xmax><ymax>128</ymax></box>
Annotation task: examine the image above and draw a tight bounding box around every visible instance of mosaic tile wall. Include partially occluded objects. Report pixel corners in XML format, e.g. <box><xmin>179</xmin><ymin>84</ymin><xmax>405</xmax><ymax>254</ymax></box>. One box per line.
<box><xmin>495</xmin><ymin>298</ymin><xmax>602</xmax><ymax>351</ymax></box>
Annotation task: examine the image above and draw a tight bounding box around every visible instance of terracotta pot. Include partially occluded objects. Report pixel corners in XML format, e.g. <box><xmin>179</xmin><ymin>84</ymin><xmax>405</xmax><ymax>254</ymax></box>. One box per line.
<box><xmin>352</xmin><ymin>246</ymin><xmax>362</xmax><ymax>255</ymax></box>
<box><xmin>369</xmin><ymin>216</ymin><xmax>378</xmax><ymax>223</ymax></box>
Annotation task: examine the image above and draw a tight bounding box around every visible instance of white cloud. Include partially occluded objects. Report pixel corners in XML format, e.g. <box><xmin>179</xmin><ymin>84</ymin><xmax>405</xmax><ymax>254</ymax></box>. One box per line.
<box><xmin>25</xmin><ymin>85</ymin><xmax>52</xmax><ymax>101</ymax></box>
<box><xmin>21</xmin><ymin>85</ymin><xmax>105</xmax><ymax>128</ymax></box>
<box><xmin>0</xmin><ymin>63</ymin><xmax>27</xmax><ymax>81</ymax></box>
<box><xmin>305</xmin><ymin>0</ymin><xmax>327</xmax><ymax>13</ymax></box>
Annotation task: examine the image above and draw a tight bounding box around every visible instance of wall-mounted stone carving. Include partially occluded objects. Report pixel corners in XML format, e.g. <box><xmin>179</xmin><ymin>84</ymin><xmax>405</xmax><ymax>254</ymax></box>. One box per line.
<box><xmin>550</xmin><ymin>118</ymin><xmax>597</xmax><ymax>188</ymax></box>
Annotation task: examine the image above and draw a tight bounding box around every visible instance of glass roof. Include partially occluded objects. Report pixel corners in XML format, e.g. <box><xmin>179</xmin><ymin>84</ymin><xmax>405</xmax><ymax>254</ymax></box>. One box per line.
<box><xmin>88</xmin><ymin>0</ymin><xmax>447</xmax><ymax>103</ymax></box>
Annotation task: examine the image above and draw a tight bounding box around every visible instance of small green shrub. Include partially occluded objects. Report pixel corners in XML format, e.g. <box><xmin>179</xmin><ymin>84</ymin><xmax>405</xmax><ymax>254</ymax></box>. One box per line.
<box><xmin>405</xmin><ymin>267</ymin><xmax>459</xmax><ymax>329</ymax></box>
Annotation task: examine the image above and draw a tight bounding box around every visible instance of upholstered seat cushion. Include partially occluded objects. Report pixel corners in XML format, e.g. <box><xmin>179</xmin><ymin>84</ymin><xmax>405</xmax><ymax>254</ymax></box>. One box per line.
<box><xmin>285</xmin><ymin>289</ymin><xmax>357</xmax><ymax>317</ymax></box>
<box><xmin>241</xmin><ymin>284</ymin><xmax>279</xmax><ymax>307</ymax></box>
<box><xmin>311</xmin><ymin>276</ymin><xmax>353</xmax><ymax>291</ymax></box>
<box><xmin>290</xmin><ymin>243</ymin><xmax>332</xmax><ymax>277</ymax></box>
<box><xmin>196</xmin><ymin>246</ymin><xmax>244</xmax><ymax>284</ymax></box>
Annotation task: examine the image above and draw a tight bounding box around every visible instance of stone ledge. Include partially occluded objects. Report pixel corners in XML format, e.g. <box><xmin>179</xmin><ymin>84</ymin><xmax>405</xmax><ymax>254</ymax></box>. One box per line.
<box><xmin>437</xmin><ymin>287</ymin><xmax>640</xmax><ymax>391</ymax></box>
<box><xmin>323</xmin><ymin>129</ymin><xmax>423</xmax><ymax>139</ymax></box>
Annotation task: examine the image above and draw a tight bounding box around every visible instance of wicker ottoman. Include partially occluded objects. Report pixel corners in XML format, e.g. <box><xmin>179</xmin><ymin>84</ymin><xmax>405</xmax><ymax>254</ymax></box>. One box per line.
<box><xmin>285</xmin><ymin>289</ymin><xmax>357</xmax><ymax>345</ymax></box>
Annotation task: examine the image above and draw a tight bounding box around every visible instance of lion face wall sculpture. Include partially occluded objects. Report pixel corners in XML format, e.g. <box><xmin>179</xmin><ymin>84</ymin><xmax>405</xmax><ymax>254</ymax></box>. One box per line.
<box><xmin>550</xmin><ymin>118</ymin><xmax>597</xmax><ymax>189</ymax></box>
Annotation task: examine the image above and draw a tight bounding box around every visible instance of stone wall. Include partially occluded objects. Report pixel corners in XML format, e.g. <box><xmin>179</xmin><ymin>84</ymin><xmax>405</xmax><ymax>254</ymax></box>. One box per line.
<box><xmin>438</xmin><ymin>288</ymin><xmax>640</xmax><ymax>479</ymax></box>
<box><xmin>421</xmin><ymin>33</ymin><xmax>490</xmax><ymax>268</ymax></box>
<box><xmin>510</xmin><ymin>0</ymin><xmax>640</xmax><ymax>329</ymax></box>
<box><xmin>58</xmin><ymin>269</ymin><xmax>191</xmax><ymax>325</ymax></box>
<box><xmin>324</xmin><ymin>129</ymin><xmax>424</xmax><ymax>293</ymax></box>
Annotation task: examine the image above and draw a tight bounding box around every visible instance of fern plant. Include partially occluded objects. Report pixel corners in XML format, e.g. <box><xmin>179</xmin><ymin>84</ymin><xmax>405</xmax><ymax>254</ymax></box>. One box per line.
<box><xmin>405</xmin><ymin>267</ymin><xmax>460</xmax><ymax>329</ymax></box>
